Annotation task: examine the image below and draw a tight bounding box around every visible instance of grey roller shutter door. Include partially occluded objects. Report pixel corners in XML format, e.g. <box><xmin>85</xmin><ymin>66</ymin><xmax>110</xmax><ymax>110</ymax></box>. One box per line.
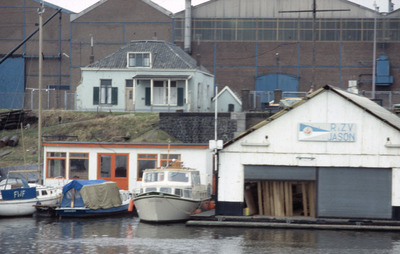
<box><xmin>317</xmin><ymin>167</ymin><xmax>392</xmax><ymax>219</ymax></box>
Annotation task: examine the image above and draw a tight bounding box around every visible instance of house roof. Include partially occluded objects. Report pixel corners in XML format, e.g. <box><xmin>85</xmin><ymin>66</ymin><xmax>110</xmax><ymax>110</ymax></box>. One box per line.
<box><xmin>223</xmin><ymin>85</ymin><xmax>400</xmax><ymax>148</ymax></box>
<box><xmin>86</xmin><ymin>40</ymin><xmax>210</xmax><ymax>73</ymax></box>
<box><xmin>213</xmin><ymin>86</ymin><xmax>242</xmax><ymax>105</ymax></box>
<box><xmin>133</xmin><ymin>74</ymin><xmax>191</xmax><ymax>80</ymax></box>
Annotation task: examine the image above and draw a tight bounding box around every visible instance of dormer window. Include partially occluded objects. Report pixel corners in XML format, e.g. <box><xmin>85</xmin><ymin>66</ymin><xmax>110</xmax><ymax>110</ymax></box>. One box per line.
<box><xmin>128</xmin><ymin>52</ymin><xmax>151</xmax><ymax>67</ymax></box>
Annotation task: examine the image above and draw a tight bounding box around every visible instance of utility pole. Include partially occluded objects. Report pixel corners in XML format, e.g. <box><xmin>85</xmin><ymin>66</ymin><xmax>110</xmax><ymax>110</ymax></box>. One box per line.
<box><xmin>38</xmin><ymin>2</ymin><xmax>45</xmax><ymax>184</ymax></box>
<box><xmin>279</xmin><ymin>0</ymin><xmax>350</xmax><ymax>88</ymax></box>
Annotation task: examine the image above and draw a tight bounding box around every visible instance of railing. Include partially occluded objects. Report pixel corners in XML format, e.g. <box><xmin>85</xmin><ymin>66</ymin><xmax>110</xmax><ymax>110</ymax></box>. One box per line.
<box><xmin>248</xmin><ymin>90</ymin><xmax>400</xmax><ymax>112</ymax></box>
<box><xmin>0</xmin><ymin>91</ymin><xmax>75</xmax><ymax>110</ymax></box>
<box><xmin>2</xmin><ymin>90</ymin><xmax>400</xmax><ymax>112</ymax></box>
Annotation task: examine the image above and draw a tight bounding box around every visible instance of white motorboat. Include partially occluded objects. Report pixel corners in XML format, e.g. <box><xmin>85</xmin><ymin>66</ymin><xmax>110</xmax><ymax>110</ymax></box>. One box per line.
<box><xmin>0</xmin><ymin>178</ymin><xmax>61</xmax><ymax>217</ymax></box>
<box><xmin>133</xmin><ymin>161</ymin><xmax>210</xmax><ymax>223</ymax></box>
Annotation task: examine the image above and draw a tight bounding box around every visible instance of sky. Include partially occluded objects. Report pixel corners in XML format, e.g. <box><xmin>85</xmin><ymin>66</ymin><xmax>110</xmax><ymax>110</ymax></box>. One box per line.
<box><xmin>43</xmin><ymin>0</ymin><xmax>400</xmax><ymax>14</ymax></box>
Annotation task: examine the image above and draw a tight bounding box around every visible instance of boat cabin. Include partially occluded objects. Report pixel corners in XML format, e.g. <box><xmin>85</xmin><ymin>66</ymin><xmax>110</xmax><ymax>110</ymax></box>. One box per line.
<box><xmin>140</xmin><ymin>168</ymin><xmax>207</xmax><ymax>200</ymax></box>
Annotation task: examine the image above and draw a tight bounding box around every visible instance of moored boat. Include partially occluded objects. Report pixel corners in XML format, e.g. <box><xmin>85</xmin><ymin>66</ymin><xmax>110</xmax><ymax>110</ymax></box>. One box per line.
<box><xmin>133</xmin><ymin>161</ymin><xmax>210</xmax><ymax>223</ymax></box>
<box><xmin>0</xmin><ymin>178</ymin><xmax>61</xmax><ymax>217</ymax></box>
<box><xmin>55</xmin><ymin>179</ymin><xmax>132</xmax><ymax>217</ymax></box>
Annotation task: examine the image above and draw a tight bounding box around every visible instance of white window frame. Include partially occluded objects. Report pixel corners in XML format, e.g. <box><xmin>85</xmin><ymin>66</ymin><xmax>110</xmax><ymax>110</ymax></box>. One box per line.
<box><xmin>127</xmin><ymin>52</ymin><xmax>151</xmax><ymax>68</ymax></box>
<box><xmin>100</xmin><ymin>79</ymin><xmax>112</xmax><ymax>105</ymax></box>
<box><xmin>151</xmin><ymin>80</ymin><xmax>177</xmax><ymax>106</ymax></box>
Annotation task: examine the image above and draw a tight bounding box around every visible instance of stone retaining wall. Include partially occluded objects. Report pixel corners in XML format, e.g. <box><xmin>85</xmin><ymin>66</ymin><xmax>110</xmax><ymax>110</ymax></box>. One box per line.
<box><xmin>159</xmin><ymin>112</ymin><xmax>271</xmax><ymax>143</ymax></box>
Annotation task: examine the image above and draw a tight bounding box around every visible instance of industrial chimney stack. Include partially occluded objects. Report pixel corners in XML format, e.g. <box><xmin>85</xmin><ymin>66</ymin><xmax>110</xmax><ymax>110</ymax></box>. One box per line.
<box><xmin>184</xmin><ymin>0</ymin><xmax>192</xmax><ymax>54</ymax></box>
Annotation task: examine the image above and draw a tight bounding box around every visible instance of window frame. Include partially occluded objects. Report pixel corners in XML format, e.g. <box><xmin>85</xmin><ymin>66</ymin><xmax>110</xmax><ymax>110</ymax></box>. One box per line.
<box><xmin>46</xmin><ymin>152</ymin><xmax>66</xmax><ymax>178</ymax></box>
<box><xmin>93</xmin><ymin>79</ymin><xmax>118</xmax><ymax>106</ymax></box>
<box><xmin>100</xmin><ymin>79</ymin><xmax>112</xmax><ymax>105</ymax></box>
<box><xmin>127</xmin><ymin>52</ymin><xmax>151</xmax><ymax>68</ymax></box>
<box><xmin>98</xmin><ymin>153</ymin><xmax>129</xmax><ymax>179</ymax></box>
<box><xmin>137</xmin><ymin>154</ymin><xmax>158</xmax><ymax>181</ymax></box>
<box><xmin>152</xmin><ymin>80</ymin><xmax>178</xmax><ymax>106</ymax></box>
<box><xmin>69</xmin><ymin>153</ymin><xmax>89</xmax><ymax>180</ymax></box>
<box><xmin>176</xmin><ymin>17</ymin><xmax>397</xmax><ymax>43</ymax></box>
<box><xmin>160</xmin><ymin>154</ymin><xmax>181</xmax><ymax>167</ymax></box>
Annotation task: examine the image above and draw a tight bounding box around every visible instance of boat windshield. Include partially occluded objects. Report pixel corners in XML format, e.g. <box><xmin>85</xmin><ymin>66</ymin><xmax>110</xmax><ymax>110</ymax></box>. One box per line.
<box><xmin>168</xmin><ymin>172</ymin><xmax>189</xmax><ymax>182</ymax></box>
<box><xmin>191</xmin><ymin>172</ymin><xmax>201</xmax><ymax>186</ymax></box>
<box><xmin>0</xmin><ymin>178</ymin><xmax>28</xmax><ymax>189</ymax></box>
<box><xmin>173</xmin><ymin>188</ymin><xmax>192</xmax><ymax>198</ymax></box>
<box><xmin>143</xmin><ymin>172</ymin><xmax>165</xmax><ymax>182</ymax></box>
<box><xmin>160</xmin><ymin>187</ymin><xmax>172</xmax><ymax>194</ymax></box>
<box><xmin>65</xmin><ymin>189</ymin><xmax>82</xmax><ymax>200</ymax></box>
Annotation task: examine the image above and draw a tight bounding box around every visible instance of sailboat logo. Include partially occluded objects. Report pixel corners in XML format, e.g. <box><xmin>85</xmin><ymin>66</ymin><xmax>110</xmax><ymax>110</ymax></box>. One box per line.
<box><xmin>299</xmin><ymin>123</ymin><xmax>330</xmax><ymax>141</ymax></box>
<box><xmin>303</xmin><ymin>126</ymin><xmax>313</xmax><ymax>135</ymax></box>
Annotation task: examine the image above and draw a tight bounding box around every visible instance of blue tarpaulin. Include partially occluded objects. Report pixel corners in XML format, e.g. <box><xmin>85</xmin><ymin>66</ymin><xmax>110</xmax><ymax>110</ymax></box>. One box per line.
<box><xmin>60</xmin><ymin>179</ymin><xmax>110</xmax><ymax>208</ymax></box>
<box><xmin>62</xmin><ymin>179</ymin><xmax>107</xmax><ymax>194</ymax></box>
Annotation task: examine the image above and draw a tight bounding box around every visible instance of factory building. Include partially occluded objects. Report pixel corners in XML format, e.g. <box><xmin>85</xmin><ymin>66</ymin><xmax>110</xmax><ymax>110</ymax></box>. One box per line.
<box><xmin>1</xmin><ymin>0</ymin><xmax>400</xmax><ymax>110</ymax></box>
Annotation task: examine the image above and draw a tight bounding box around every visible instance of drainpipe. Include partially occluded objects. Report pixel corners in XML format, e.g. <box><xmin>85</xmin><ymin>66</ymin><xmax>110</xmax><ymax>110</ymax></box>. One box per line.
<box><xmin>89</xmin><ymin>34</ymin><xmax>94</xmax><ymax>64</ymax></box>
<box><xmin>184</xmin><ymin>0</ymin><xmax>192</xmax><ymax>54</ymax></box>
<box><xmin>372</xmin><ymin>4</ymin><xmax>379</xmax><ymax>99</ymax></box>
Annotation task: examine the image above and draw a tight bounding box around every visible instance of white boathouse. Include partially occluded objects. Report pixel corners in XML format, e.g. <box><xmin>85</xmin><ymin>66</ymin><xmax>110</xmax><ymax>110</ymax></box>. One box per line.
<box><xmin>216</xmin><ymin>85</ymin><xmax>400</xmax><ymax>220</ymax></box>
<box><xmin>42</xmin><ymin>142</ymin><xmax>213</xmax><ymax>193</ymax></box>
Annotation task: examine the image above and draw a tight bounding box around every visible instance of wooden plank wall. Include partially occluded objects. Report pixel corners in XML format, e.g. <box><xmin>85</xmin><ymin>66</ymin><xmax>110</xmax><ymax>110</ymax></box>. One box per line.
<box><xmin>255</xmin><ymin>181</ymin><xmax>315</xmax><ymax>217</ymax></box>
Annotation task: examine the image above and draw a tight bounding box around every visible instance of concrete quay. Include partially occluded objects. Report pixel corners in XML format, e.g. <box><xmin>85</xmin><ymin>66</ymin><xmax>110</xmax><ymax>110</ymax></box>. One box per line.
<box><xmin>187</xmin><ymin>212</ymin><xmax>400</xmax><ymax>231</ymax></box>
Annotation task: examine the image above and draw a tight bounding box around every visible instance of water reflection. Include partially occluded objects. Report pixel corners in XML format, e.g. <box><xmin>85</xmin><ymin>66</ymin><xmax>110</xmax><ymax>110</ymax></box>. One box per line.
<box><xmin>1</xmin><ymin>216</ymin><xmax>400</xmax><ymax>254</ymax></box>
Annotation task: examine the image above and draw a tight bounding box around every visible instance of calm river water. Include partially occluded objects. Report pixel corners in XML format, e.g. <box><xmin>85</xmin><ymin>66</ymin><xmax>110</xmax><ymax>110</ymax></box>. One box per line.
<box><xmin>1</xmin><ymin>215</ymin><xmax>400</xmax><ymax>253</ymax></box>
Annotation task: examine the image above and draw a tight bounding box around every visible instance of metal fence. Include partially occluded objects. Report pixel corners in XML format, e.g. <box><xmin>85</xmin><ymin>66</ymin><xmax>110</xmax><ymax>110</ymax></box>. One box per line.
<box><xmin>248</xmin><ymin>90</ymin><xmax>400</xmax><ymax>112</ymax></box>
<box><xmin>0</xmin><ymin>91</ymin><xmax>75</xmax><ymax>110</ymax></box>
<box><xmin>1</xmin><ymin>90</ymin><xmax>400</xmax><ymax>112</ymax></box>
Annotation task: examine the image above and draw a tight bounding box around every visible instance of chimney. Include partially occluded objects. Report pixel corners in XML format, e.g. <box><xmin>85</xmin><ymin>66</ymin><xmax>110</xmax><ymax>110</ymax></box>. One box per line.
<box><xmin>241</xmin><ymin>89</ymin><xmax>250</xmax><ymax>112</ymax></box>
<box><xmin>196</xmin><ymin>53</ymin><xmax>201</xmax><ymax>66</ymax></box>
<box><xmin>184</xmin><ymin>0</ymin><xmax>192</xmax><ymax>54</ymax></box>
<box><xmin>274</xmin><ymin>89</ymin><xmax>282</xmax><ymax>104</ymax></box>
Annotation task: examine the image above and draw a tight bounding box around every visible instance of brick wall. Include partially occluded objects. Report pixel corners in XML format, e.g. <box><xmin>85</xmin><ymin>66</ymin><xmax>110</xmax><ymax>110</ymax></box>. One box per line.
<box><xmin>159</xmin><ymin>112</ymin><xmax>271</xmax><ymax>143</ymax></box>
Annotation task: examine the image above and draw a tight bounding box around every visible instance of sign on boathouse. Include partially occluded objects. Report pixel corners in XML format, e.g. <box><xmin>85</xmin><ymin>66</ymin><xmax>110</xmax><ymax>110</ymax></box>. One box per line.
<box><xmin>298</xmin><ymin>123</ymin><xmax>356</xmax><ymax>142</ymax></box>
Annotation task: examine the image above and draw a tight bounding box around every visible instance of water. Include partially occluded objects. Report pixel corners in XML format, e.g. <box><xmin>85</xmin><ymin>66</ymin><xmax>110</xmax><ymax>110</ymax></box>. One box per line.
<box><xmin>1</xmin><ymin>215</ymin><xmax>400</xmax><ymax>254</ymax></box>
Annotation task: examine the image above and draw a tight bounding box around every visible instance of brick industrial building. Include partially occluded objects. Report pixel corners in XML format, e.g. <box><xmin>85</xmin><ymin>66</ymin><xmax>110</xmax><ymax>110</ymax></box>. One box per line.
<box><xmin>1</xmin><ymin>0</ymin><xmax>400</xmax><ymax>110</ymax></box>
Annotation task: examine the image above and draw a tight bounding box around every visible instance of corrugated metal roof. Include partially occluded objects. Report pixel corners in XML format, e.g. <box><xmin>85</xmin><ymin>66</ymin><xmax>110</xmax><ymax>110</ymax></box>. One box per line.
<box><xmin>86</xmin><ymin>40</ymin><xmax>207</xmax><ymax>72</ymax></box>
<box><xmin>175</xmin><ymin>0</ymin><xmax>378</xmax><ymax>19</ymax></box>
<box><xmin>331</xmin><ymin>86</ymin><xmax>400</xmax><ymax>130</ymax></box>
<box><xmin>223</xmin><ymin>85</ymin><xmax>400</xmax><ymax>148</ymax></box>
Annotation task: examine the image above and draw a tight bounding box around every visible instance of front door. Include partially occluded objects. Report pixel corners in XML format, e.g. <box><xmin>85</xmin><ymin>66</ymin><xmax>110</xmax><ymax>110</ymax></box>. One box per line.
<box><xmin>125</xmin><ymin>87</ymin><xmax>134</xmax><ymax>111</ymax></box>
<box><xmin>98</xmin><ymin>153</ymin><xmax>129</xmax><ymax>190</ymax></box>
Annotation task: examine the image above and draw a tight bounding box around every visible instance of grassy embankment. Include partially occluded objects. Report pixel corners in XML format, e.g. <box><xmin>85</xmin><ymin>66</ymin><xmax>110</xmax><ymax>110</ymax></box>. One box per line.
<box><xmin>0</xmin><ymin>110</ymin><xmax>174</xmax><ymax>167</ymax></box>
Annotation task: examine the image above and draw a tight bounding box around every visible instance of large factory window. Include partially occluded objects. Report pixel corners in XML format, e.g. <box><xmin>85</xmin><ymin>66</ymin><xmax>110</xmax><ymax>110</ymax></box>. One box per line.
<box><xmin>177</xmin><ymin>18</ymin><xmax>394</xmax><ymax>43</ymax></box>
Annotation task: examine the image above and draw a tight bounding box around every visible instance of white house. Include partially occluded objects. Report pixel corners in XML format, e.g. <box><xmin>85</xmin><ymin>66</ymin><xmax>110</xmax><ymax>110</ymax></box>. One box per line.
<box><xmin>76</xmin><ymin>40</ymin><xmax>214</xmax><ymax>112</ymax></box>
<box><xmin>42</xmin><ymin>142</ymin><xmax>213</xmax><ymax>193</ymax></box>
<box><xmin>212</xmin><ymin>86</ymin><xmax>242</xmax><ymax>112</ymax></box>
<box><xmin>217</xmin><ymin>85</ymin><xmax>400</xmax><ymax>220</ymax></box>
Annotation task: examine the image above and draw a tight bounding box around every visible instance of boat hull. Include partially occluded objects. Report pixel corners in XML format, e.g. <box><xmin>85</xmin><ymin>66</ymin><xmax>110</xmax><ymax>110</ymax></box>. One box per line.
<box><xmin>0</xmin><ymin>195</ymin><xmax>60</xmax><ymax>217</ymax></box>
<box><xmin>134</xmin><ymin>193</ymin><xmax>202</xmax><ymax>223</ymax></box>
<box><xmin>55</xmin><ymin>203</ymin><xmax>130</xmax><ymax>218</ymax></box>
